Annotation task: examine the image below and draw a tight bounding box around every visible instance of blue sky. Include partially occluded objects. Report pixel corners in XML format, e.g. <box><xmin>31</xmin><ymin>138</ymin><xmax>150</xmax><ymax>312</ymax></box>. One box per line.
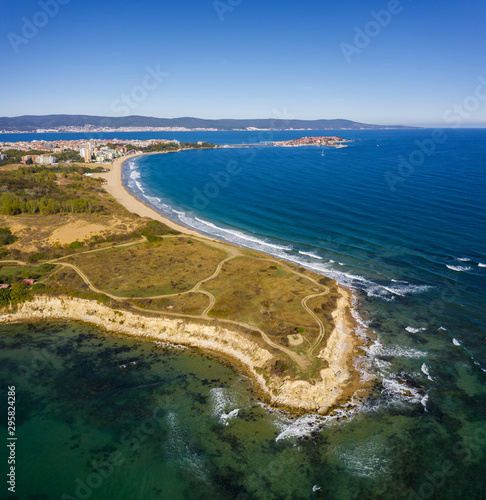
<box><xmin>1</xmin><ymin>0</ymin><xmax>485</xmax><ymax>126</ymax></box>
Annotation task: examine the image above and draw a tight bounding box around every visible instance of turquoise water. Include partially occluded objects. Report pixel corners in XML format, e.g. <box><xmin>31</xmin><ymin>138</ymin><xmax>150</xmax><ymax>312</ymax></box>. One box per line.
<box><xmin>1</xmin><ymin>129</ymin><xmax>485</xmax><ymax>498</ymax></box>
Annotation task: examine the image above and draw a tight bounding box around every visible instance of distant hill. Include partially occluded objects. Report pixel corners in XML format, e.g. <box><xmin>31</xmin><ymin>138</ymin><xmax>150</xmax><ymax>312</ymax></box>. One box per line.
<box><xmin>0</xmin><ymin>115</ymin><xmax>416</xmax><ymax>132</ymax></box>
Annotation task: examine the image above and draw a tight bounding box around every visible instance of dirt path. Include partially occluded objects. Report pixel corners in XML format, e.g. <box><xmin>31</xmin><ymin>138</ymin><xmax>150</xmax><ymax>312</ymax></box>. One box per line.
<box><xmin>0</xmin><ymin>238</ymin><xmax>329</xmax><ymax>370</ymax></box>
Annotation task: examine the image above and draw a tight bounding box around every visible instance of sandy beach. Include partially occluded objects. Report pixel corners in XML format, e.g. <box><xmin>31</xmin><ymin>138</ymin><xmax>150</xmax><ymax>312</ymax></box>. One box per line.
<box><xmin>98</xmin><ymin>154</ymin><xmax>207</xmax><ymax>239</ymax></box>
<box><xmin>0</xmin><ymin>151</ymin><xmax>368</xmax><ymax>413</ymax></box>
<box><xmin>90</xmin><ymin>152</ymin><xmax>368</xmax><ymax>411</ymax></box>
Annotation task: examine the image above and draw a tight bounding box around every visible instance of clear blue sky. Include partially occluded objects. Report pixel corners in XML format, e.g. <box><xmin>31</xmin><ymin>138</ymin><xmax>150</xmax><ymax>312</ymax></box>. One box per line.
<box><xmin>1</xmin><ymin>0</ymin><xmax>485</xmax><ymax>126</ymax></box>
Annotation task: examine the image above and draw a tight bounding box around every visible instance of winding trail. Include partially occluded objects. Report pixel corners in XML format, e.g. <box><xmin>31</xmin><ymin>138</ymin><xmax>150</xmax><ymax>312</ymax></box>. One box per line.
<box><xmin>0</xmin><ymin>235</ymin><xmax>331</xmax><ymax>370</ymax></box>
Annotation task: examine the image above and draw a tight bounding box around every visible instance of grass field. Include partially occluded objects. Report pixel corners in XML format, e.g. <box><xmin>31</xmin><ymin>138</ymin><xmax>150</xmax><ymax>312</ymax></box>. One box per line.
<box><xmin>0</xmin><ymin>164</ymin><xmax>350</xmax><ymax>385</ymax></box>
<box><xmin>131</xmin><ymin>292</ymin><xmax>209</xmax><ymax>315</ymax></box>
<box><xmin>65</xmin><ymin>237</ymin><xmax>226</xmax><ymax>297</ymax></box>
<box><xmin>203</xmin><ymin>256</ymin><xmax>322</xmax><ymax>345</ymax></box>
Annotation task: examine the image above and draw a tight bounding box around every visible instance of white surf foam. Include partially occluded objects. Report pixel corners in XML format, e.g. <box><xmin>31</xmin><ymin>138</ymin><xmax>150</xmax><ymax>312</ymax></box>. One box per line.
<box><xmin>166</xmin><ymin>412</ymin><xmax>209</xmax><ymax>482</ymax></box>
<box><xmin>209</xmin><ymin>388</ymin><xmax>240</xmax><ymax>426</ymax></box>
<box><xmin>369</xmin><ymin>341</ymin><xmax>427</xmax><ymax>359</ymax></box>
<box><xmin>382</xmin><ymin>376</ymin><xmax>425</xmax><ymax>404</ymax></box>
<box><xmin>220</xmin><ymin>408</ymin><xmax>239</xmax><ymax>426</ymax></box>
<box><xmin>446</xmin><ymin>265</ymin><xmax>472</xmax><ymax>272</ymax></box>
<box><xmin>405</xmin><ymin>326</ymin><xmax>427</xmax><ymax>334</ymax></box>
<box><xmin>194</xmin><ymin>218</ymin><xmax>293</xmax><ymax>251</ymax></box>
<box><xmin>421</xmin><ymin>363</ymin><xmax>434</xmax><ymax>381</ymax></box>
<box><xmin>298</xmin><ymin>250</ymin><xmax>323</xmax><ymax>260</ymax></box>
<box><xmin>421</xmin><ymin>393</ymin><xmax>429</xmax><ymax>410</ymax></box>
<box><xmin>334</xmin><ymin>441</ymin><xmax>390</xmax><ymax>478</ymax></box>
<box><xmin>456</xmin><ymin>257</ymin><xmax>471</xmax><ymax>262</ymax></box>
<box><xmin>130</xmin><ymin>170</ymin><xmax>140</xmax><ymax>180</ymax></box>
<box><xmin>478</xmin><ymin>263</ymin><xmax>486</xmax><ymax>268</ymax></box>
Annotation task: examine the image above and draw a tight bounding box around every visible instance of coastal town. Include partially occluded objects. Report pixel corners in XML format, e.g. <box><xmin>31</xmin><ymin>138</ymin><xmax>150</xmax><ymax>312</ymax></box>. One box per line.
<box><xmin>272</xmin><ymin>136</ymin><xmax>349</xmax><ymax>148</ymax></box>
<box><xmin>0</xmin><ymin>136</ymin><xmax>349</xmax><ymax>166</ymax></box>
<box><xmin>0</xmin><ymin>138</ymin><xmax>183</xmax><ymax>165</ymax></box>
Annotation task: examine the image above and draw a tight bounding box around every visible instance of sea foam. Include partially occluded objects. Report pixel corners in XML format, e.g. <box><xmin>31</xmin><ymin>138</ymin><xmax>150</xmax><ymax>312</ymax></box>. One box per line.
<box><xmin>446</xmin><ymin>264</ymin><xmax>472</xmax><ymax>272</ymax></box>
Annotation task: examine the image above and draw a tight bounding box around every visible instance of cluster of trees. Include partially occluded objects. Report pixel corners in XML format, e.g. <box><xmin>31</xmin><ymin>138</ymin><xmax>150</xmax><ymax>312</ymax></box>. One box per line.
<box><xmin>0</xmin><ymin>227</ymin><xmax>17</xmax><ymax>246</ymax></box>
<box><xmin>106</xmin><ymin>141</ymin><xmax>216</xmax><ymax>154</ymax></box>
<box><xmin>0</xmin><ymin>284</ymin><xmax>31</xmax><ymax>308</ymax></box>
<box><xmin>0</xmin><ymin>149</ymin><xmax>84</xmax><ymax>166</ymax></box>
<box><xmin>0</xmin><ymin>192</ymin><xmax>103</xmax><ymax>215</ymax></box>
<box><xmin>0</xmin><ymin>166</ymin><xmax>105</xmax><ymax>216</ymax></box>
<box><xmin>179</xmin><ymin>142</ymin><xmax>216</xmax><ymax>149</ymax></box>
<box><xmin>52</xmin><ymin>150</ymin><xmax>84</xmax><ymax>163</ymax></box>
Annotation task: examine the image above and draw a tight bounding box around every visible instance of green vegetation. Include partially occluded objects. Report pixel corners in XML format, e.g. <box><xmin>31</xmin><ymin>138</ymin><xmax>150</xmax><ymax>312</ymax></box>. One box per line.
<box><xmin>0</xmin><ymin>149</ymin><xmax>84</xmax><ymax>166</ymax></box>
<box><xmin>0</xmin><ymin>227</ymin><xmax>17</xmax><ymax>246</ymax></box>
<box><xmin>140</xmin><ymin>220</ymin><xmax>180</xmax><ymax>241</ymax></box>
<box><xmin>32</xmin><ymin>266</ymin><xmax>110</xmax><ymax>305</ymax></box>
<box><xmin>106</xmin><ymin>142</ymin><xmax>216</xmax><ymax>154</ymax></box>
<box><xmin>0</xmin><ymin>159</ymin><xmax>350</xmax><ymax>387</ymax></box>
<box><xmin>0</xmin><ymin>166</ymin><xmax>106</xmax><ymax>215</ymax></box>
<box><xmin>204</xmin><ymin>257</ymin><xmax>321</xmax><ymax>341</ymax></box>
<box><xmin>65</xmin><ymin>237</ymin><xmax>226</xmax><ymax>297</ymax></box>
<box><xmin>53</xmin><ymin>150</ymin><xmax>84</xmax><ymax>163</ymax></box>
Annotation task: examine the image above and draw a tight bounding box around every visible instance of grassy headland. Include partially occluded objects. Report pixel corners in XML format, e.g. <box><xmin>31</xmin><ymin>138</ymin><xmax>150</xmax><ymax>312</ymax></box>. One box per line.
<box><xmin>0</xmin><ymin>152</ymin><xmax>370</xmax><ymax>414</ymax></box>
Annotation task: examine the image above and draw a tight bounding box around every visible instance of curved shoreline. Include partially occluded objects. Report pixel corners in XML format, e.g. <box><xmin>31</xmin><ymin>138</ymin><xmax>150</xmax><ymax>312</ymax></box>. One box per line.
<box><xmin>1</xmin><ymin>151</ymin><xmax>371</xmax><ymax>414</ymax></box>
<box><xmin>98</xmin><ymin>153</ymin><xmax>212</xmax><ymax>239</ymax></box>
<box><xmin>0</xmin><ymin>292</ymin><xmax>366</xmax><ymax>414</ymax></box>
<box><xmin>98</xmin><ymin>152</ymin><xmax>370</xmax><ymax>412</ymax></box>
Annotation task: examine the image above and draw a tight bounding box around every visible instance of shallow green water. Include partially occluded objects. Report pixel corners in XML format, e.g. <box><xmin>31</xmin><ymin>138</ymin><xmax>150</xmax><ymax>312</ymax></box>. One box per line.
<box><xmin>0</xmin><ymin>321</ymin><xmax>485</xmax><ymax>500</ymax></box>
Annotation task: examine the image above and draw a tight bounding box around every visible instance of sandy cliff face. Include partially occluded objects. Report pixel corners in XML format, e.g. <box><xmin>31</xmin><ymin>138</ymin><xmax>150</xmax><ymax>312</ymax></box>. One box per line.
<box><xmin>0</xmin><ymin>292</ymin><xmax>362</xmax><ymax>414</ymax></box>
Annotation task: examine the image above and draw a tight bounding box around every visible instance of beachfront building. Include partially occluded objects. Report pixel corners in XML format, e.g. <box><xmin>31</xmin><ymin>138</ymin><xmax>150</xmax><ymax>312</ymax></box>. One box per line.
<box><xmin>35</xmin><ymin>155</ymin><xmax>56</xmax><ymax>164</ymax></box>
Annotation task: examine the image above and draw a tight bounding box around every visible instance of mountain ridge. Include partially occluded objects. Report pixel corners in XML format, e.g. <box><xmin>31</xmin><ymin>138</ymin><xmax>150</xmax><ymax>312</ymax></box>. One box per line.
<box><xmin>0</xmin><ymin>115</ymin><xmax>417</xmax><ymax>131</ymax></box>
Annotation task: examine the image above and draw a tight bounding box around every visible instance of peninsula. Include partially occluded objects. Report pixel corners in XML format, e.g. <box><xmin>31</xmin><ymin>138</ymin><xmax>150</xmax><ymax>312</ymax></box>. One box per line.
<box><xmin>0</xmin><ymin>146</ymin><xmax>371</xmax><ymax>414</ymax></box>
<box><xmin>271</xmin><ymin>136</ymin><xmax>350</xmax><ymax>148</ymax></box>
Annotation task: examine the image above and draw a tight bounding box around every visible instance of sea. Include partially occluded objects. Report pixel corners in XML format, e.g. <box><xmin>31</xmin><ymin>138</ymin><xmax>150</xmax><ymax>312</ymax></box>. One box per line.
<box><xmin>0</xmin><ymin>129</ymin><xmax>485</xmax><ymax>499</ymax></box>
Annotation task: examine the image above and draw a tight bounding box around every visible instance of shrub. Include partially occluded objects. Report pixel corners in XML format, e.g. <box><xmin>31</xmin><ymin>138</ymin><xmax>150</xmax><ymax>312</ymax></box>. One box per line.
<box><xmin>0</xmin><ymin>227</ymin><xmax>17</xmax><ymax>246</ymax></box>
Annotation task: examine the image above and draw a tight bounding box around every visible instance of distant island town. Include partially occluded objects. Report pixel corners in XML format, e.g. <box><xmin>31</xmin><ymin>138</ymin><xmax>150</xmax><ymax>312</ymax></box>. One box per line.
<box><xmin>271</xmin><ymin>136</ymin><xmax>349</xmax><ymax>148</ymax></box>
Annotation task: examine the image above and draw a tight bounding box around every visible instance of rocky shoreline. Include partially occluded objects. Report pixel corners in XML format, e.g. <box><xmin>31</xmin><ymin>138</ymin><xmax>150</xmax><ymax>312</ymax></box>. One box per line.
<box><xmin>0</xmin><ymin>290</ymin><xmax>367</xmax><ymax>415</ymax></box>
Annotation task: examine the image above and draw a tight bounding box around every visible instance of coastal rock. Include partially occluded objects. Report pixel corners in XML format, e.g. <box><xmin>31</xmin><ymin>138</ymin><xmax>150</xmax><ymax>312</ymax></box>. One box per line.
<box><xmin>0</xmin><ymin>293</ymin><xmax>364</xmax><ymax>414</ymax></box>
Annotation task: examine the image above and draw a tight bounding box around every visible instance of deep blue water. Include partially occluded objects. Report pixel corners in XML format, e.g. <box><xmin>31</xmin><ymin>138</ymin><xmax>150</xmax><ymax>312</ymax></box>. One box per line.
<box><xmin>1</xmin><ymin>129</ymin><xmax>485</xmax><ymax>499</ymax></box>
<box><xmin>125</xmin><ymin>129</ymin><xmax>486</xmax><ymax>365</ymax></box>
<box><xmin>123</xmin><ymin>129</ymin><xmax>486</xmax><ymax>495</ymax></box>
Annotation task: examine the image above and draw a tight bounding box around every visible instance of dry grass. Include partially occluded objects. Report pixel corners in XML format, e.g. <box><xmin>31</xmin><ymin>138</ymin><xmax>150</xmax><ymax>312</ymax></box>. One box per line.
<box><xmin>1</xmin><ymin>213</ymin><xmax>142</xmax><ymax>254</ymax></box>
<box><xmin>203</xmin><ymin>257</ymin><xmax>321</xmax><ymax>344</ymax></box>
<box><xmin>130</xmin><ymin>292</ymin><xmax>209</xmax><ymax>315</ymax></box>
<box><xmin>67</xmin><ymin>237</ymin><xmax>226</xmax><ymax>297</ymax></box>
